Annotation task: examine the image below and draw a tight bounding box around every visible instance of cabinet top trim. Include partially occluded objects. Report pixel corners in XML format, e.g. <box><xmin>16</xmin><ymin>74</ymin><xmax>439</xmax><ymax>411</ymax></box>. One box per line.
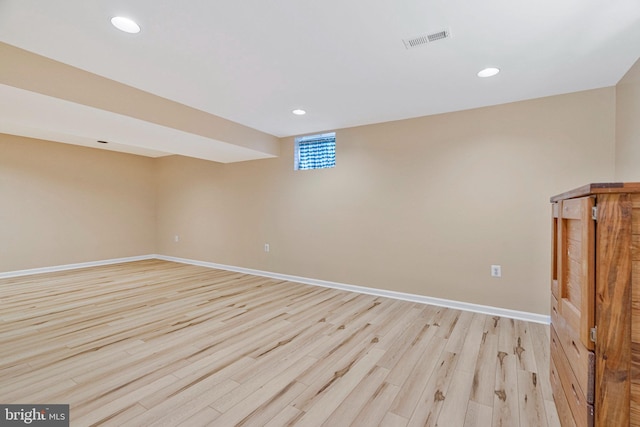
<box><xmin>550</xmin><ymin>182</ymin><xmax>640</xmax><ymax>202</ymax></box>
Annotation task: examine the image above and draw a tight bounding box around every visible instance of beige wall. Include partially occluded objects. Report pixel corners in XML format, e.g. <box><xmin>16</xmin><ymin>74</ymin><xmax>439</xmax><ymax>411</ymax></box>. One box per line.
<box><xmin>157</xmin><ymin>88</ymin><xmax>616</xmax><ymax>315</ymax></box>
<box><xmin>0</xmin><ymin>134</ymin><xmax>156</xmax><ymax>272</ymax></box>
<box><xmin>1</xmin><ymin>87</ymin><xmax>619</xmax><ymax>315</ymax></box>
<box><xmin>616</xmin><ymin>58</ymin><xmax>640</xmax><ymax>181</ymax></box>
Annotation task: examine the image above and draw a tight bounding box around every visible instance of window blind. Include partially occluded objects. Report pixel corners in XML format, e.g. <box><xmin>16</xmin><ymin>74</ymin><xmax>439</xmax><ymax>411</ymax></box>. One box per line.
<box><xmin>295</xmin><ymin>133</ymin><xmax>336</xmax><ymax>170</ymax></box>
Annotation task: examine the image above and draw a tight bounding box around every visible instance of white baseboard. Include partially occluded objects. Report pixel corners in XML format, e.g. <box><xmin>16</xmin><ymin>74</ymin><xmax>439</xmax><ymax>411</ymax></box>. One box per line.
<box><xmin>0</xmin><ymin>255</ymin><xmax>157</xmax><ymax>279</ymax></box>
<box><xmin>156</xmin><ymin>255</ymin><xmax>550</xmax><ymax>325</ymax></box>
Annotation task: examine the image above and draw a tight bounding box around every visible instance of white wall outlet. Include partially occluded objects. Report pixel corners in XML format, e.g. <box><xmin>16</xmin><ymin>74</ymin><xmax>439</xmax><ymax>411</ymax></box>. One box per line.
<box><xmin>174</xmin><ymin>235</ymin><xmax>179</xmax><ymax>242</ymax></box>
<box><xmin>264</xmin><ymin>243</ymin><xmax>270</xmax><ymax>252</ymax></box>
<box><xmin>491</xmin><ymin>265</ymin><xmax>502</xmax><ymax>277</ymax></box>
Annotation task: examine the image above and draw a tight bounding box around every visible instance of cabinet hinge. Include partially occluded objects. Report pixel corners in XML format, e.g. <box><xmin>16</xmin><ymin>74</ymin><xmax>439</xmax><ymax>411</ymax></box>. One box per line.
<box><xmin>591</xmin><ymin>206</ymin><xmax>598</xmax><ymax>221</ymax></box>
<box><xmin>590</xmin><ymin>326</ymin><xmax>597</xmax><ymax>343</ymax></box>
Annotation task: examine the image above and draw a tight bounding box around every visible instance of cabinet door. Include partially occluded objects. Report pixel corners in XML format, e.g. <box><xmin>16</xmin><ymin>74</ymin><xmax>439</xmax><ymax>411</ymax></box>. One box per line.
<box><xmin>555</xmin><ymin>196</ymin><xmax>595</xmax><ymax>350</ymax></box>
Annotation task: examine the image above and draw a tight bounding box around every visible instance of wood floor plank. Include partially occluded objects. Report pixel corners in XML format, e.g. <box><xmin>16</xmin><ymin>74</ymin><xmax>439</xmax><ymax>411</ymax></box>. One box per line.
<box><xmin>436</xmin><ymin>368</ymin><xmax>474</xmax><ymax>426</ymax></box>
<box><xmin>293</xmin><ymin>348</ymin><xmax>385</xmax><ymax>426</ymax></box>
<box><xmin>320</xmin><ymin>364</ymin><xmax>390</xmax><ymax>426</ymax></box>
<box><xmin>514</xmin><ymin>320</ymin><xmax>537</xmax><ymax>372</ymax></box>
<box><xmin>291</xmin><ymin>338</ymin><xmax>380</xmax><ymax>413</ymax></box>
<box><xmin>232</xmin><ymin>381</ymin><xmax>307</xmax><ymax>427</ymax></box>
<box><xmin>0</xmin><ymin>260</ymin><xmax>558</xmax><ymax>426</ymax></box>
<box><xmin>210</xmin><ymin>356</ymin><xmax>318</xmax><ymax>426</ymax></box>
<box><xmin>72</xmin><ymin>374</ymin><xmax>178</xmax><ymax>425</ymax></box>
<box><xmin>464</xmin><ymin>401</ymin><xmax>493</xmax><ymax>427</ymax></box>
<box><xmin>529</xmin><ymin>322</ymin><xmax>554</xmax><ymax>402</ymax></box>
<box><xmin>544</xmin><ymin>400</ymin><xmax>562</xmax><ymax>427</ymax></box>
<box><xmin>457</xmin><ymin>313</ymin><xmax>488</xmax><ymax>374</ymax></box>
<box><xmin>263</xmin><ymin>405</ymin><xmax>303</xmax><ymax>427</ymax></box>
<box><xmin>383</xmin><ymin>322</ymin><xmax>437</xmax><ymax>386</ymax></box>
<box><xmin>406</xmin><ymin>351</ymin><xmax>459</xmax><ymax>427</ymax></box>
<box><xmin>134</xmin><ymin>357</ymin><xmax>253</xmax><ymax>411</ymax></box>
<box><xmin>380</xmin><ymin>412</ymin><xmax>409</xmax><ymax>427</ymax></box>
<box><xmin>377</xmin><ymin>321</ymin><xmax>432</xmax><ymax>371</ymax></box>
<box><xmin>517</xmin><ymin>369</ymin><xmax>548</xmax><ymax>427</ymax></box>
<box><xmin>470</xmin><ymin>331</ymin><xmax>499</xmax><ymax>407</ymax></box>
<box><xmin>388</xmin><ymin>336</ymin><xmax>447</xmax><ymax>418</ymax></box>
<box><xmin>180</xmin><ymin>406</ymin><xmax>221</xmax><ymax>427</ymax></box>
<box><xmin>492</xmin><ymin>352</ymin><xmax>520</xmax><ymax>427</ymax></box>
<box><xmin>350</xmin><ymin>381</ymin><xmax>401</xmax><ymax>427</ymax></box>
<box><xmin>123</xmin><ymin>378</ymin><xmax>239</xmax><ymax>426</ymax></box>
<box><xmin>444</xmin><ymin>310</ymin><xmax>475</xmax><ymax>353</ymax></box>
<box><xmin>296</xmin><ymin>325</ymin><xmax>379</xmax><ymax>388</ymax></box>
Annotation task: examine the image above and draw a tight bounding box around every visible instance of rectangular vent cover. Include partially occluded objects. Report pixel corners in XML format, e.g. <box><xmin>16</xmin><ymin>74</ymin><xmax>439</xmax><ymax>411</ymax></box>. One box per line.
<box><xmin>403</xmin><ymin>29</ymin><xmax>451</xmax><ymax>49</ymax></box>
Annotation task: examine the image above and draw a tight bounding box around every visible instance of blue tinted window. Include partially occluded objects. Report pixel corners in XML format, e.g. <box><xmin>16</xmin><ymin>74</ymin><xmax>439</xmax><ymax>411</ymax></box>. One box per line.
<box><xmin>295</xmin><ymin>132</ymin><xmax>336</xmax><ymax>170</ymax></box>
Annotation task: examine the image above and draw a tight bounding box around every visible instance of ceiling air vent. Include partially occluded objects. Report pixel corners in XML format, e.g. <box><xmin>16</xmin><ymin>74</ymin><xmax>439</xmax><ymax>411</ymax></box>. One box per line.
<box><xmin>403</xmin><ymin>29</ymin><xmax>451</xmax><ymax>49</ymax></box>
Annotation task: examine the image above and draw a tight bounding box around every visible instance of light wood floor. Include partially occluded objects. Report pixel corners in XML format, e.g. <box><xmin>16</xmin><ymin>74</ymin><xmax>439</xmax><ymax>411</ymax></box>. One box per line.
<box><xmin>0</xmin><ymin>260</ymin><xmax>559</xmax><ymax>426</ymax></box>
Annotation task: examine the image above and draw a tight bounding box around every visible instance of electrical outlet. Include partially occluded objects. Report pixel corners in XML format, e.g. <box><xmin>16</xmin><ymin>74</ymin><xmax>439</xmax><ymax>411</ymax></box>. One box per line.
<box><xmin>174</xmin><ymin>235</ymin><xmax>179</xmax><ymax>242</ymax></box>
<box><xmin>491</xmin><ymin>265</ymin><xmax>502</xmax><ymax>277</ymax></box>
<box><xmin>264</xmin><ymin>243</ymin><xmax>270</xmax><ymax>252</ymax></box>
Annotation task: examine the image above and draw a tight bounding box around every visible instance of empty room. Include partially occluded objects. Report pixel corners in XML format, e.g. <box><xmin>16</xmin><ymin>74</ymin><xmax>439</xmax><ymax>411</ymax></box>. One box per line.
<box><xmin>1</xmin><ymin>1</ymin><xmax>640</xmax><ymax>426</ymax></box>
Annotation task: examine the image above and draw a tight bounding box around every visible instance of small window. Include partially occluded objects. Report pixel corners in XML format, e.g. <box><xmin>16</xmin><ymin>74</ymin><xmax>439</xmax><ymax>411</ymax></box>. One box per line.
<box><xmin>295</xmin><ymin>132</ymin><xmax>336</xmax><ymax>170</ymax></box>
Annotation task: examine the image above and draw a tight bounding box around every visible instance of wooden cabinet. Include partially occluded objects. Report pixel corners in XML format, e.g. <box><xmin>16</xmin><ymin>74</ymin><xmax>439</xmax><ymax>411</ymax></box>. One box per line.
<box><xmin>550</xmin><ymin>183</ymin><xmax>640</xmax><ymax>426</ymax></box>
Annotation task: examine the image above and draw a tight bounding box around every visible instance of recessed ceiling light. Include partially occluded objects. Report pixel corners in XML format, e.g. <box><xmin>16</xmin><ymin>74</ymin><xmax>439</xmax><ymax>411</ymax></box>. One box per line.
<box><xmin>292</xmin><ymin>109</ymin><xmax>306</xmax><ymax>116</ymax></box>
<box><xmin>111</xmin><ymin>16</ymin><xmax>140</xmax><ymax>34</ymax></box>
<box><xmin>477</xmin><ymin>67</ymin><xmax>500</xmax><ymax>78</ymax></box>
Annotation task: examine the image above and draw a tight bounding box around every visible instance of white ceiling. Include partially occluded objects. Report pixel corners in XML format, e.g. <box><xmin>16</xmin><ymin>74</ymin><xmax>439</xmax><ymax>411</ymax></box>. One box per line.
<box><xmin>1</xmin><ymin>0</ymin><xmax>639</xmax><ymax>161</ymax></box>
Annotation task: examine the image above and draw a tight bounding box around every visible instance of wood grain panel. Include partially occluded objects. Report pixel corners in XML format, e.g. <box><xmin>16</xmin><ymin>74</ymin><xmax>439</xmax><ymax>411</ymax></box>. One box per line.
<box><xmin>563</xmin><ymin>199</ymin><xmax>585</xmax><ymax>220</ymax></box>
<box><xmin>551</xmin><ymin>320</ymin><xmax>594</xmax><ymax>404</ymax></box>
<box><xmin>551</xmin><ymin>295</ymin><xmax>560</xmax><ymax>327</ymax></box>
<box><xmin>550</xmin><ymin>357</ymin><xmax>578</xmax><ymax>427</ymax></box>
<box><xmin>632</xmin><ymin>274</ymin><xmax>640</xmax><ymax>344</ymax></box>
<box><xmin>551</xmin><ymin>183</ymin><xmax>640</xmax><ymax>203</ymax></box>
<box><xmin>553</xmin><ymin>187</ymin><xmax>640</xmax><ymax>427</ymax></box>
<box><xmin>566</xmin><ymin>239</ymin><xmax>582</xmax><ymax>264</ymax></box>
<box><xmin>553</xmin><ymin>203</ymin><xmax>560</xmax><ymax>299</ymax></box>
<box><xmin>560</xmin><ymin>299</ymin><xmax>583</xmax><ymax>347</ymax></box>
<box><xmin>0</xmin><ymin>260</ymin><xmax>560</xmax><ymax>426</ymax></box>
<box><xmin>557</xmin><ymin>197</ymin><xmax>595</xmax><ymax>351</ymax></box>
<box><xmin>631</xmin><ymin>342</ymin><xmax>640</xmax><ymax>383</ymax></box>
<box><xmin>566</xmin><ymin>220</ymin><xmax>583</xmax><ymax>241</ymax></box>
<box><xmin>632</xmin><ymin>382</ymin><xmax>640</xmax><ymax>427</ymax></box>
<box><xmin>632</xmin><ymin>194</ymin><xmax>640</xmax><ymax>427</ymax></box>
<box><xmin>595</xmin><ymin>193</ymin><xmax>632</xmax><ymax>427</ymax></box>
<box><xmin>550</xmin><ymin>343</ymin><xmax>593</xmax><ymax>427</ymax></box>
<box><xmin>565</xmin><ymin>257</ymin><xmax>583</xmax><ymax>309</ymax></box>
